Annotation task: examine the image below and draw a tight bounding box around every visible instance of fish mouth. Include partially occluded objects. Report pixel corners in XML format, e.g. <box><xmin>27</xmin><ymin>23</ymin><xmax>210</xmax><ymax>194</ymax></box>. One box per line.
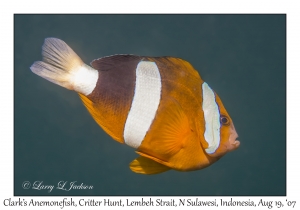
<box><xmin>228</xmin><ymin>122</ymin><xmax>240</xmax><ymax>151</ymax></box>
<box><xmin>231</xmin><ymin>135</ymin><xmax>240</xmax><ymax>149</ymax></box>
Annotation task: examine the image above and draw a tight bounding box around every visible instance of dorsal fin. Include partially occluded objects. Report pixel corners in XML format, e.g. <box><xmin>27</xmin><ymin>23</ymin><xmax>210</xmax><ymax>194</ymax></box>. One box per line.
<box><xmin>90</xmin><ymin>54</ymin><xmax>142</xmax><ymax>71</ymax></box>
<box><xmin>147</xmin><ymin>56</ymin><xmax>201</xmax><ymax>80</ymax></box>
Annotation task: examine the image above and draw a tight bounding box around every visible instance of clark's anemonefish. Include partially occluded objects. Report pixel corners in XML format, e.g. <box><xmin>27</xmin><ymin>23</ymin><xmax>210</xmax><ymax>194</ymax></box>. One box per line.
<box><xmin>30</xmin><ymin>38</ymin><xmax>240</xmax><ymax>175</ymax></box>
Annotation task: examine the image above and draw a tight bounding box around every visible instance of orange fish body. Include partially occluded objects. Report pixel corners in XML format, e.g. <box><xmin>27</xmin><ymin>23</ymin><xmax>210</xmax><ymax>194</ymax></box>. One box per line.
<box><xmin>30</xmin><ymin>38</ymin><xmax>240</xmax><ymax>174</ymax></box>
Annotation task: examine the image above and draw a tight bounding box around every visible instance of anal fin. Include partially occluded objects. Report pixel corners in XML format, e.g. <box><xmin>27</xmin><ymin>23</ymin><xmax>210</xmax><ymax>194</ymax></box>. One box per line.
<box><xmin>129</xmin><ymin>156</ymin><xmax>170</xmax><ymax>175</ymax></box>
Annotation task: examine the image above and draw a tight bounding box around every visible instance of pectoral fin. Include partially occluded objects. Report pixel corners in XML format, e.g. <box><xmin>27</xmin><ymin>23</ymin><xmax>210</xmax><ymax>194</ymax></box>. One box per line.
<box><xmin>138</xmin><ymin>97</ymin><xmax>192</xmax><ymax>161</ymax></box>
<box><xmin>129</xmin><ymin>156</ymin><xmax>171</xmax><ymax>175</ymax></box>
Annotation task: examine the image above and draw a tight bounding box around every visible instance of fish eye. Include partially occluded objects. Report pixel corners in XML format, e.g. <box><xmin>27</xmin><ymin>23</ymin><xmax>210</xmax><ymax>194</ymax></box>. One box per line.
<box><xmin>220</xmin><ymin>115</ymin><xmax>230</xmax><ymax>125</ymax></box>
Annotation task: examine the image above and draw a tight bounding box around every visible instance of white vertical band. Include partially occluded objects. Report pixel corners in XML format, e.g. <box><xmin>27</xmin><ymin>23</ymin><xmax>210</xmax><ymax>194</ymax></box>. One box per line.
<box><xmin>202</xmin><ymin>82</ymin><xmax>221</xmax><ymax>154</ymax></box>
<box><xmin>73</xmin><ymin>64</ymin><xmax>98</xmax><ymax>95</ymax></box>
<box><xmin>123</xmin><ymin>61</ymin><xmax>162</xmax><ymax>148</ymax></box>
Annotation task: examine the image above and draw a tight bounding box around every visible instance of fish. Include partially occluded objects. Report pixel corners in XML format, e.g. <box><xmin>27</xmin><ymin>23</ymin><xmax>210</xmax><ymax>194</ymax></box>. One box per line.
<box><xmin>30</xmin><ymin>37</ymin><xmax>240</xmax><ymax>175</ymax></box>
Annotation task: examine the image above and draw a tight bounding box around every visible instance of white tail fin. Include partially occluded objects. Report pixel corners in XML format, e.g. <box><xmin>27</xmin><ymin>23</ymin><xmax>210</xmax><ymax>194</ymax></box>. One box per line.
<box><xmin>30</xmin><ymin>38</ymin><xmax>98</xmax><ymax>95</ymax></box>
